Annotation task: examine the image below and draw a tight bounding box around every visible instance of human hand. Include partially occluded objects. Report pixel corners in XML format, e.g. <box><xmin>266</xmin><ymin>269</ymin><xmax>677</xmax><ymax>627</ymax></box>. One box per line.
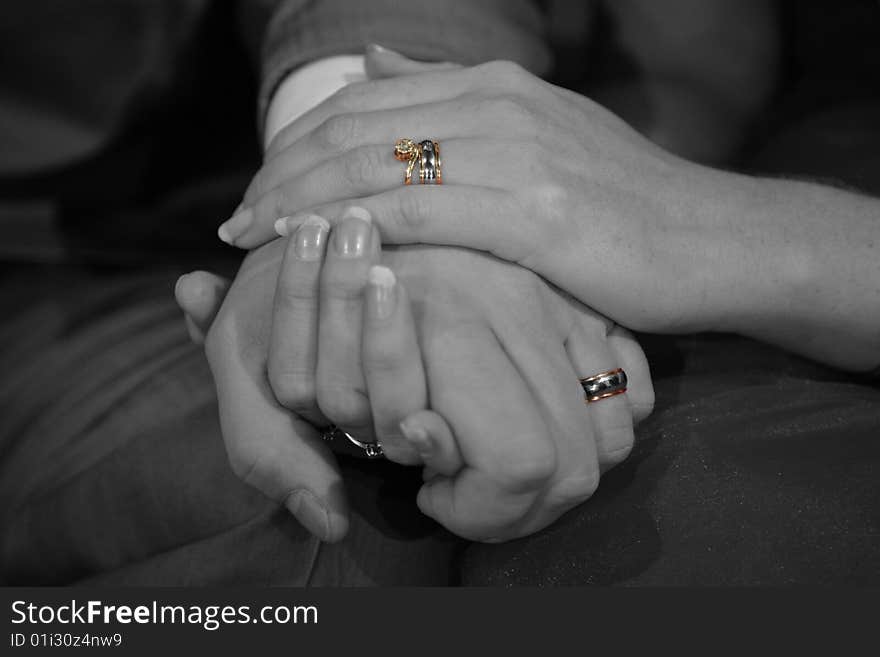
<box><xmin>183</xmin><ymin>207</ymin><xmax>654</xmax><ymax>542</ymax></box>
<box><xmin>219</xmin><ymin>53</ymin><xmax>744</xmax><ymax>336</ymax></box>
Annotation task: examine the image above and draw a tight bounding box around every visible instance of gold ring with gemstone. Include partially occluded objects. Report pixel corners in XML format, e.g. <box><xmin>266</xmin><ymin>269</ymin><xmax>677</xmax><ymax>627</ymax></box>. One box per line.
<box><xmin>394</xmin><ymin>138</ymin><xmax>419</xmax><ymax>185</ymax></box>
<box><xmin>394</xmin><ymin>138</ymin><xmax>442</xmax><ymax>185</ymax></box>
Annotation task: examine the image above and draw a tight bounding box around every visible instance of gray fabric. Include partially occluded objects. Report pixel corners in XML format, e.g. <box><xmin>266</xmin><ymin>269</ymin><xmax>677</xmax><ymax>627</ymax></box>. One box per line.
<box><xmin>258</xmin><ymin>0</ymin><xmax>551</xmax><ymax>133</ymax></box>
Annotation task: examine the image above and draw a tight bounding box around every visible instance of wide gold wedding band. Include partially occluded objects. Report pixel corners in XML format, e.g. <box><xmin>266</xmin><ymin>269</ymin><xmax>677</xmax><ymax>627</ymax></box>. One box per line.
<box><xmin>580</xmin><ymin>368</ymin><xmax>628</xmax><ymax>403</ymax></box>
<box><xmin>394</xmin><ymin>138</ymin><xmax>442</xmax><ymax>185</ymax></box>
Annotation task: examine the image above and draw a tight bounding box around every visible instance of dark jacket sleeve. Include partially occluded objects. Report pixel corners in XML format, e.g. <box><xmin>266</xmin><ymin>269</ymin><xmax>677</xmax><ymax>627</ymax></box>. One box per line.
<box><xmin>259</xmin><ymin>0</ymin><xmax>551</xmax><ymax>127</ymax></box>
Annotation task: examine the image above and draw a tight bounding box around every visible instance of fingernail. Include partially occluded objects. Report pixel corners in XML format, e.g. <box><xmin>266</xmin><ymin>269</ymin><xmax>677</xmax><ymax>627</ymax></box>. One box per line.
<box><xmin>274</xmin><ymin>214</ymin><xmax>302</xmax><ymax>236</ymax></box>
<box><xmin>293</xmin><ymin>215</ymin><xmax>330</xmax><ymax>260</ymax></box>
<box><xmin>367</xmin><ymin>265</ymin><xmax>397</xmax><ymax>320</ymax></box>
<box><xmin>334</xmin><ymin>213</ymin><xmax>372</xmax><ymax>258</ymax></box>
<box><xmin>274</xmin><ymin>217</ymin><xmax>290</xmax><ymax>236</ymax></box>
<box><xmin>285</xmin><ymin>489</ymin><xmax>331</xmax><ymax>541</ymax></box>
<box><xmin>341</xmin><ymin>205</ymin><xmax>372</xmax><ymax>223</ymax></box>
<box><xmin>400</xmin><ymin>416</ymin><xmax>431</xmax><ymax>456</ymax></box>
<box><xmin>218</xmin><ymin>208</ymin><xmax>254</xmax><ymax>245</ymax></box>
<box><xmin>367</xmin><ymin>43</ymin><xmax>403</xmax><ymax>57</ymax></box>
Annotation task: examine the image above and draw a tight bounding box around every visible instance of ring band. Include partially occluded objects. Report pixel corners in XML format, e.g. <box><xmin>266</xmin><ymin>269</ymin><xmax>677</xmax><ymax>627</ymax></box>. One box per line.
<box><xmin>418</xmin><ymin>140</ymin><xmax>442</xmax><ymax>185</ymax></box>
<box><xmin>321</xmin><ymin>425</ymin><xmax>384</xmax><ymax>458</ymax></box>
<box><xmin>394</xmin><ymin>138</ymin><xmax>442</xmax><ymax>185</ymax></box>
<box><xmin>580</xmin><ymin>368</ymin><xmax>627</xmax><ymax>403</ymax></box>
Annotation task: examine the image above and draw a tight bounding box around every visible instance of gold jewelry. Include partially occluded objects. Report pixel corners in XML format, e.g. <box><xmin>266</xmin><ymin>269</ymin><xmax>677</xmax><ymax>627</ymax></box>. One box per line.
<box><xmin>395</xmin><ymin>138</ymin><xmax>442</xmax><ymax>185</ymax></box>
<box><xmin>580</xmin><ymin>368</ymin><xmax>627</xmax><ymax>403</ymax></box>
<box><xmin>394</xmin><ymin>138</ymin><xmax>420</xmax><ymax>185</ymax></box>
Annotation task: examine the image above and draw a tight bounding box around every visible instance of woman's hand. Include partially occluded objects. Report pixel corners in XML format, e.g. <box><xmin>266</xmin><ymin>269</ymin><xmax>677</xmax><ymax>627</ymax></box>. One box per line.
<box><xmin>218</xmin><ymin>55</ymin><xmax>745</xmax><ymax>336</ymax></box>
<box><xmin>185</xmin><ymin>206</ymin><xmax>654</xmax><ymax>542</ymax></box>
<box><xmin>269</xmin><ymin>207</ymin><xmax>653</xmax><ymax>541</ymax></box>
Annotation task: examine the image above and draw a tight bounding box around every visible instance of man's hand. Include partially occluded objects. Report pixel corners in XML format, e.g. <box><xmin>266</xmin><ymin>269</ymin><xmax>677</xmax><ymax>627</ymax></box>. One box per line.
<box><xmin>182</xmin><ymin>208</ymin><xmax>654</xmax><ymax>542</ymax></box>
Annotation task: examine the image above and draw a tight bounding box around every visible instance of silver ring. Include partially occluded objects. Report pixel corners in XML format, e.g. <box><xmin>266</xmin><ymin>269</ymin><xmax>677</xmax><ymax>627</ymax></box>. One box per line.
<box><xmin>418</xmin><ymin>140</ymin><xmax>442</xmax><ymax>184</ymax></box>
<box><xmin>321</xmin><ymin>425</ymin><xmax>384</xmax><ymax>458</ymax></box>
<box><xmin>579</xmin><ymin>368</ymin><xmax>627</xmax><ymax>403</ymax></box>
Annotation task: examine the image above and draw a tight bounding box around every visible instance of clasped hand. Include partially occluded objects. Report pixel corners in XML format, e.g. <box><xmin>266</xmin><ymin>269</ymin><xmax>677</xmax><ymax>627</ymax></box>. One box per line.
<box><xmin>185</xmin><ymin>206</ymin><xmax>653</xmax><ymax>543</ymax></box>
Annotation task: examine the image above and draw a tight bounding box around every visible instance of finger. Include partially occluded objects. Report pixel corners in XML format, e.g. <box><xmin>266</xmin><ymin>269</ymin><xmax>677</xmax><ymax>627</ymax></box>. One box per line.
<box><xmin>565</xmin><ymin>324</ymin><xmax>635</xmax><ymax>471</ymax></box>
<box><xmin>315</xmin><ymin>208</ymin><xmax>380</xmax><ymax>442</ymax></box>
<box><xmin>365</xmin><ymin>44</ymin><xmax>461</xmax><ymax>79</ymax></box>
<box><xmin>206</xmin><ymin>309</ymin><xmax>349</xmax><ymax>542</ymax></box>
<box><xmin>606</xmin><ymin>325</ymin><xmax>655</xmax><ymax>424</ymax></box>
<box><xmin>399</xmin><ymin>410</ymin><xmax>463</xmax><ymax>477</ymax></box>
<box><xmin>231</xmin><ymin>138</ymin><xmax>528</xmax><ymax>250</ymax></box>
<box><xmin>361</xmin><ymin>265</ymin><xmax>423</xmax><ymax>464</ymax></box>
<box><xmin>493</xmin><ymin>327</ymin><xmax>601</xmax><ymax>526</ymax></box>
<box><xmin>264</xmin><ymin>61</ymin><xmax>521</xmax><ymax>160</ymax></box>
<box><xmin>242</xmin><ymin>102</ymin><xmax>495</xmax><ymax>213</ymax></box>
<box><xmin>416</xmin><ymin>326</ymin><xmax>555</xmax><ymax>541</ymax></box>
<box><xmin>174</xmin><ymin>271</ymin><xmax>231</xmax><ymax>342</ymax></box>
<box><xmin>275</xmin><ymin>187</ymin><xmax>523</xmax><ymax>261</ymax></box>
<box><xmin>242</xmin><ymin>95</ymin><xmax>546</xmax><ymax>217</ymax></box>
<box><xmin>268</xmin><ymin>214</ymin><xmax>331</xmax><ymax>427</ymax></box>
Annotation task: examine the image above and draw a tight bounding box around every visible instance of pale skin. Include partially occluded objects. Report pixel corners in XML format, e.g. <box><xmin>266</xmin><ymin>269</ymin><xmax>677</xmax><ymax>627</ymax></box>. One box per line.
<box><xmin>180</xmin><ymin>0</ymin><xmax>876</xmax><ymax>543</ymax></box>
<box><xmin>227</xmin><ymin>53</ymin><xmax>880</xmax><ymax>373</ymax></box>
<box><xmin>178</xmin><ymin>220</ymin><xmax>654</xmax><ymax>542</ymax></box>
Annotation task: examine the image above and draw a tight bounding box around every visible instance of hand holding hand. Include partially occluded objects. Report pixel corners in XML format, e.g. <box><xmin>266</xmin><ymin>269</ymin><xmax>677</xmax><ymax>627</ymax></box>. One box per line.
<box><xmin>182</xmin><ymin>205</ymin><xmax>654</xmax><ymax>542</ymax></box>
<box><xmin>221</xmin><ymin>51</ymin><xmax>738</xmax><ymax>336</ymax></box>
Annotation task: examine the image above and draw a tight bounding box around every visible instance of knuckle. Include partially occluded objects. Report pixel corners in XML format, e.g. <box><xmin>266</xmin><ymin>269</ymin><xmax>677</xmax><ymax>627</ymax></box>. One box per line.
<box><xmin>274</xmin><ymin>281</ymin><xmax>318</xmax><ymax>311</ymax></box>
<box><xmin>362</xmin><ymin>343</ymin><xmax>405</xmax><ymax>375</ymax></box>
<box><xmin>527</xmin><ymin>182</ymin><xmax>570</xmax><ymax>233</ymax></box>
<box><xmin>525</xmin><ymin>138</ymin><xmax>550</xmax><ymax>167</ymax></box>
<box><xmin>330</xmin><ymin>80</ymin><xmax>367</xmax><ymax>110</ymax></box>
<box><xmin>269</xmin><ymin>184</ymin><xmax>292</xmax><ymax>219</ymax></box>
<box><xmin>481</xmin><ymin>59</ymin><xmax>527</xmax><ymax>85</ymax></box>
<box><xmin>341</xmin><ymin>147</ymin><xmax>379</xmax><ymax>189</ymax></box>
<box><xmin>316</xmin><ymin>113</ymin><xmax>358</xmax><ymax>151</ymax></box>
<box><xmin>317</xmin><ymin>386</ymin><xmax>368</xmax><ymax>427</ymax></box>
<box><xmin>320</xmin><ymin>263</ymin><xmax>364</xmax><ymax>300</ymax></box>
<box><xmin>396</xmin><ymin>188</ymin><xmax>432</xmax><ymax>230</ymax></box>
<box><xmin>487</xmin><ymin>95</ymin><xmax>533</xmax><ymax>124</ymax></box>
<box><xmin>603</xmin><ymin>442</ymin><xmax>634</xmax><ymax>468</ymax></box>
<box><xmin>600</xmin><ymin>425</ymin><xmax>636</xmax><ymax>467</ymax></box>
<box><xmin>268</xmin><ymin>365</ymin><xmax>315</xmax><ymax>411</ymax></box>
<box><xmin>493</xmin><ymin>438</ymin><xmax>556</xmax><ymax>492</ymax></box>
<box><xmin>552</xmin><ymin>468</ymin><xmax>600</xmax><ymax>509</ymax></box>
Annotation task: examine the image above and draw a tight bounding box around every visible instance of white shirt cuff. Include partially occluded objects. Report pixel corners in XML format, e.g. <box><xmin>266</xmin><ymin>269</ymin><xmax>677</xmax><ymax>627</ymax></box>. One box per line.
<box><xmin>263</xmin><ymin>55</ymin><xmax>367</xmax><ymax>151</ymax></box>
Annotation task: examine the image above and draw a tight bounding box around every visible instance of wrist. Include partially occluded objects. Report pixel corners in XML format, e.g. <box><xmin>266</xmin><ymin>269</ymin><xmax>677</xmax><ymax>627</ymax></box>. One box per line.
<box><xmin>712</xmin><ymin>176</ymin><xmax>880</xmax><ymax>370</ymax></box>
<box><xmin>658</xmin><ymin>166</ymin><xmax>796</xmax><ymax>335</ymax></box>
<box><xmin>695</xmin><ymin>172</ymin><xmax>819</xmax><ymax>338</ymax></box>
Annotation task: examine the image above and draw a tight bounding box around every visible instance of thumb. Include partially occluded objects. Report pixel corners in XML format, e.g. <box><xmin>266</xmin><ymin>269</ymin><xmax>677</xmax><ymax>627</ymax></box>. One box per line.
<box><xmin>174</xmin><ymin>271</ymin><xmax>231</xmax><ymax>343</ymax></box>
<box><xmin>365</xmin><ymin>43</ymin><xmax>461</xmax><ymax>79</ymax></box>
